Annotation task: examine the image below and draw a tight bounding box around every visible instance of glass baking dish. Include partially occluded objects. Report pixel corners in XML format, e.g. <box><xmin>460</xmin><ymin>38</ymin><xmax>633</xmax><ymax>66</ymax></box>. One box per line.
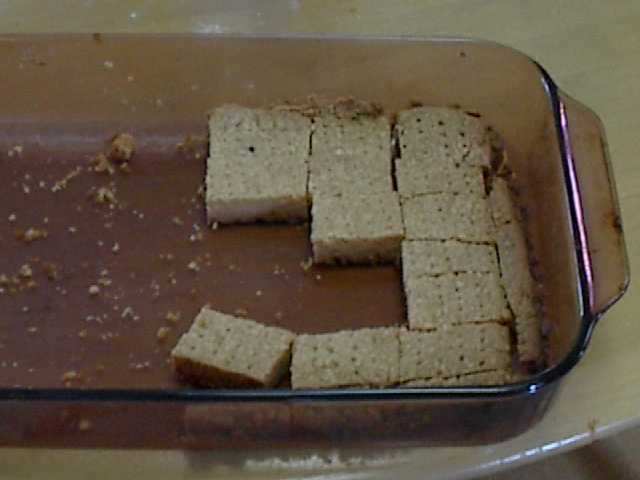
<box><xmin>0</xmin><ymin>34</ymin><xmax>628</xmax><ymax>450</ymax></box>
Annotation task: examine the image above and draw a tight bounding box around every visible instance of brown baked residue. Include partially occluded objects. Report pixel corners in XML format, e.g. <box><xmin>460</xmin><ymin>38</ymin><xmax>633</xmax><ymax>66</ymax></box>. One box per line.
<box><xmin>16</xmin><ymin>227</ymin><xmax>48</xmax><ymax>244</ymax></box>
<box><xmin>177</xmin><ymin>134</ymin><xmax>206</xmax><ymax>159</ymax></box>
<box><xmin>274</xmin><ymin>95</ymin><xmax>384</xmax><ymax>119</ymax></box>
<box><xmin>90</xmin><ymin>153</ymin><xmax>115</xmax><ymax>175</ymax></box>
<box><xmin>110</xmin><ymin>133</ymin><xmax>136</xmax><ymax>163</ymax></box>
<box><xmin>51</xmin><ymin>166</ymin><xmax>83</xmax><ymax>192</ymax></box>
<box><xmin>90</xmin><ymin>186</ymin><xmax>117</xmax><ymax>205</ymax></box>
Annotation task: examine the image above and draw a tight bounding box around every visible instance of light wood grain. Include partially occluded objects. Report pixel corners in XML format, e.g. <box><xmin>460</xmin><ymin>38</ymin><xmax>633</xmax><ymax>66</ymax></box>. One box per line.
<box><xmin>1</xmin><ymin>1</ymin><xmax>639</xmax><ymax>479</ymax></box>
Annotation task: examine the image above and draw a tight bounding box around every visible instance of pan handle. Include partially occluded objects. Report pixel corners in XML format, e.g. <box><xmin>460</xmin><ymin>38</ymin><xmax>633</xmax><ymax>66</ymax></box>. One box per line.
<box><xmin>559</xmin><ymin>93</ymin><xmax>629</xmax><ymax>319</ymax></box>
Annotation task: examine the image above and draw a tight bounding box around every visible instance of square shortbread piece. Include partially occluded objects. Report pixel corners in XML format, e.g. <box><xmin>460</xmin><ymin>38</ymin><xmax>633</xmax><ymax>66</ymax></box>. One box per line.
<box><xmin>401</xmin><ymin>240</ymin><xmax>499</xmax><ymax>279</ymax></box>
<box><xmin>311</xmin><ymin>192</ymin><xmax>403</xmax><ymax>264</ymax></box>
<box><xmin>398</xmin><ymin>324</ymin><xmax>511</xmax><ymax>383</ymax></box>
<box><xmin>404</xmin><ymin>271</ymin><xmax>511</xmax><ymax>330</ymax></box>
<box><xmin>291</xmin><ymin>327</ymin><xmax>400</xmax><ymax>389</ymax></box>
<box><xmin>495</xmin><ymin>222</ymin><xmax>541</xmax><ymax>363</ymax></box>
<box><xmin>396</xmin><ymin>107</ymin><xmax>490</xmax><ymax>167</ymax></box>
<box><xmin>206</xmin><ymin>105</ymin><xmax>311</xmax><ymax>224</ymax></box>
<box><xmin>308</xmin><ymin>151</ymin><xmax>393</xmax><ymax>198</ymax></box>
<box><xmin>312</xmin><ymin>113</ymin><xmax>390</xmax><ymax>158</ymax></box>
<box><xmin>395</xmin><ymin>155</ymin><xmax>486</xmax><ymax>197</ymax></box>
<box><xmin>172</xmin><ymin>307</ymin><xmax>295</xmax><ymax>388</ymax></box>
<box><xmin>402</xmin><ymin>192</ymin><xmax>495</xmax><ymax>242</ymax></box>
<box><xmin>394</xmin><ymin>106</ymin><xmax>490</xmax><ymax>197</ymax></box>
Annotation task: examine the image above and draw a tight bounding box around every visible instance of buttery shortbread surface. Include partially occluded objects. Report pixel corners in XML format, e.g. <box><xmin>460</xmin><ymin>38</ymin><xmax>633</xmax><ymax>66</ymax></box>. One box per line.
<box><xmin>308</xmin><ymin>151</ymin><xmax>393</xmax><ymax>198</ymax></box>
<box><xmin>495</xmin><ymin>222</ymin><xmax>541</xmax><ymax>363</ymax></box>
<box><xmin>395</xmin><ymin>156</ymin><xmax>486</xmax><ymax>197</ymax></box>
<box><xmin>311</xmin><ymin>192</ymin><xmax>403</xmax><ymax>264</ymax></box>
<box><xmin>312</xmin><ymin>112</ymin><xmax>390</xmax><ymax>158</ymax></box>
<box><xmin>401</xmin><ymin>239</ymin><xmax>499</xmax><ymax>279</ymax></box>
<box><xmin>309</xmin><ymin>112</ymin><xmax>392</xmax><ymax>198</ymax></box>
<box><xmin>402</xmin><ymin>192</ymin><xmax>495</xmax><ymax>242</ymax></box>
<box><xmin>404</xmin><ymin>271</ymin><xmax>510</xmax><ymax>330</ymax></box>
<box><xmin>398</xmin><ymin>324</ymin><xmax>511</xmax><ymax>383</ymax></box>
<box><xmin>172</xmin><ymin>307</ymin><xmax>295</xmax><ymax>388</ymax></box>
<box><xmin>206</xmin><ymin>105</ymin><xmax>311</xmax><ymax>224</ymax></box>
<box><xmin>395</xmin><ymin>107</ymin><xmax>491</xmax><ymax>167</ymax></box>
<box><xmin>291</xmin><ymin>327</ymin><xmax>400</xmax><ymax>389</ymax></box>
<box><xmin>395</xmin><ymin>106</ymin><xmax>491</xmax><ymax>197</ymax></box>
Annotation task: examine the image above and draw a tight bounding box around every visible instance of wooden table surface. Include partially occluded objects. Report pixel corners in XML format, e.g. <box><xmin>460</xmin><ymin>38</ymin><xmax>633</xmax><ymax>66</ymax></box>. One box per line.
<box><xmin>1</xmin><ymin>1</ymin><xmax>639</xmax><ymax>479</ymax></box>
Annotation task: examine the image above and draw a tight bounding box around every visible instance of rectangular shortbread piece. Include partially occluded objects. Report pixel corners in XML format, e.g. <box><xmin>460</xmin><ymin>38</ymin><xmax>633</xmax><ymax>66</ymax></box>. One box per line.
<box><xmin>496</xmin><ymin>222</ymin><xmax>542</xmax><ymax>363</ymax></box>
<box><xmin>308</xmin><ymin>151</ymin><xmax>393</xmax><ymax>198</ymax></box>
<box><xmin>312</xmin><ymin>113</ymin><xmax>390</xmax><ymax>158</ymax></box>
<box><xmin>401</xmin><ymin>239</ymin><xmax>498</xmax><ymax>279</ymax></box>
<box><xmin>398</xmin><ymin>324</ymin><xmax>511</xmax><ymax>384</ymax></box>
<box><xmin>208</xmin><ymin>105</ymin><xmax>310</xmax><ymax>158</ymax></box>
<box><xmin>396</xmin><ymin>107</ymin><xmax>491</xmax><ymax>167</ymax></box>
<box><xmin>172</xmin><ymin>307</ymin><xmax>296</xmax><ymax>388</ymax></box>
<box><xmin>404</xmin><ymin>271</ymin><xmax>511</xmax><ymax>330</ymax></box>
<box><xmin>311</xmin><ymin>192</ymin><xmax>403</xmax><ymax>264</ymax></box>
<box><xmin>402</xmin><ymin>192</ymin><xmax>495</xmax><ymax>242</ymax></box>
<box><xmin>291</xmin><ymin>327</ymin><xmax>400</xmax><ymax>389</ymax></box>
<box><xmin>395</xmin><ymin>155</ymin><xmax>486</xmax><ymax>197</ymax></box>
<box><xmin>206</xmin><ymin>105</ymin><xmax>311</xmax><ymax>224</ymax></box>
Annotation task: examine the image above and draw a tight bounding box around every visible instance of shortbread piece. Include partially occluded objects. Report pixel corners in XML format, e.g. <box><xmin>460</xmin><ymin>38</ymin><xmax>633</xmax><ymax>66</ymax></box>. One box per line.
<box><xmin>398</xmin><ymin>324</ymin><xmax>511</xmax><ymax>384</ymax></box>
<box><xmin>312</xmin><ymin>112</ymin><xmax>390</xmax><ymax>158</ymax></box>
<box><xmin>402</xmin><ymin>192</ymin><xmax>495</xmax><ymax>242</ymax></box>
<box><xmin>496</xmin><ymin>222</ymin><xmax>541</xmax><ymax>363</ymax></box>
<box><xmin>208</xmin><ymin>105</ymin><xmax>310</xmax><ymax>158</ymax></box>
<box><xmin>401</xmin><ymin>240</ymin><xmax>498</xmax><ymax>279</ymax></box>
<box><xmin>309</xmin><ymin>110</ymin><xmax>392</xmax><ymax>197</ymax></box>
<box><xmin>206</xmin><ymin>105</ymin><xmax>311</xmax><ymax>224</ymax></box>
<box><xmin>291</xmin><ymin>327</ymin><xmax>400</xmax><ymax>389</ymax></box>
<box><xmin>308</xmin><ymin>152</ymin><xmax>393</xmax><ymax>198</ymax></box>
<box><xmin>394</xmin><ymin>106</ymin><xmax>490</xmax><ymax>196</ymax></box>
<box><xmin>311</xmin><ymin>192</ymin><xmax>403</xmax><ymax>264</ymax></box>
<box><xmin>396</xmin><ymin>106</ymin><xmax>490</xmax><ymax>167</ymax></box>
<box><xmin>172</xmin><ymin>307</ymin><xmax>295</xmax><ymax>388</ymax></box>
<box><xmin>395</xmin><ymin>156</ymin><xmax>487</xmax><ymax>197</ymax></box>
<box><xmin>404</xmin><ymin>271</ymin><xmax>510</xmax><ymax>330</ymax></box>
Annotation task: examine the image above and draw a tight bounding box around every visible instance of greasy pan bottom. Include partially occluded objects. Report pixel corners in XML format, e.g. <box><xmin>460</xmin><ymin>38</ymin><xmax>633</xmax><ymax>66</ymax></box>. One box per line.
<box><xmin>0</xmin><ymin>121</ymin><xmax>405</xmax><ymax>391</ymax></box>
<box><xmin>0</xmin><ymin>121</ymin><xmax>554</xmax><ymax>449</ymax></box>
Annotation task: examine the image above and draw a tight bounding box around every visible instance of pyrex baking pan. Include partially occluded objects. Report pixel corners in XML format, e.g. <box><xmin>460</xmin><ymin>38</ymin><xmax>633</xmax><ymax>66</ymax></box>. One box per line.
<box><xmin>0</xmin><ymin>34</ymin><xmax>628</xmax><ymax>449</ymax></box>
